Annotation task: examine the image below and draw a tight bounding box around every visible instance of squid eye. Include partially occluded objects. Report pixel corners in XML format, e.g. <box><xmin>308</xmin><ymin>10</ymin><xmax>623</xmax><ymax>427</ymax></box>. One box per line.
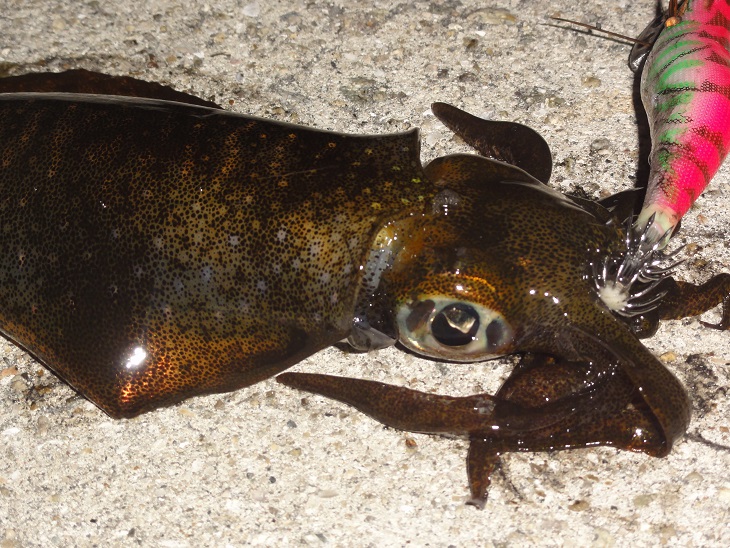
<box><xmin>431</xmin><ymin>304</ymin><xmax>479</xmax><ymax>346</ymax></box>
<box><xmin>395</xmin><ymin>297</ymin><xmax>514</xmax><ymax>362</ymax></box>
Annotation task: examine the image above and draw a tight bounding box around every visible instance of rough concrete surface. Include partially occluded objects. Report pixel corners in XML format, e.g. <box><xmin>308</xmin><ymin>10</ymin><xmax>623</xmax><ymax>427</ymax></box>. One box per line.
<box><xmin>0</xmin><ymin>0</ymin><xmax>729</xmax><ymax>546</ymax></box>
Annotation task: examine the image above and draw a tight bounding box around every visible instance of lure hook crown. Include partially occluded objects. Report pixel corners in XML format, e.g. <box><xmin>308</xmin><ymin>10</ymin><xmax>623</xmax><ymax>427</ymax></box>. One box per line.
<box><xmin>592</xmin><ymin>214</ymin><xmax>682</xmax><ymax>316</ymax></box>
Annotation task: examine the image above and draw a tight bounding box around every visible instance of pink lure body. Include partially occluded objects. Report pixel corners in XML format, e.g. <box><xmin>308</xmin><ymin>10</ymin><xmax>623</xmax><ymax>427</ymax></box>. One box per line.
<box><xmin>638</xmin><ymin>0</ymin><xmax>730</xmax><ymax>242</ymax></box>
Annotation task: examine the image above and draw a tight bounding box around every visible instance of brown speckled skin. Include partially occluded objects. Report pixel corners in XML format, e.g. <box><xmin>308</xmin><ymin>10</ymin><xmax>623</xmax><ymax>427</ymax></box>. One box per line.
<box><xmin>2</xmin><ymin>72</ymin><xmax>728</xmax><ymax>507</ymax></box>
<box><xmin>282</xmin><ymin>155</ymin><xmax>695</xmax><ymax>453</ymax></box>
<box><xmin>0</xmin><ymin>93</ymin><xmax>430</xmax><ymax>418</ymax></box>
<box><xmin>280</xmin><ymin>154</ymin><xmax>729</xmax><ymax>505</ymax></box>
<box><xmin>385</xmin><ymin>155</ymin><xmax>693</xmax><ymax>446</ymax></box>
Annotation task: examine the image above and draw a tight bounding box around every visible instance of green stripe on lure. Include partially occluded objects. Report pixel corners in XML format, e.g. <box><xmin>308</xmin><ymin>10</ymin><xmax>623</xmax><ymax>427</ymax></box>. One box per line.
<box><xmin>1</xmin><ymin>70</ymin><xmax>728</xmax><ymax>507</ymax></box>
<box><xmin>632</xmin><ymin>0</ymin><xmax>730</xmax><ymax>245</ymax></box>
<box><xmin>554</xmin><ymin>1</ymin><xmax>730</xmax><ymax>319</ymax></box>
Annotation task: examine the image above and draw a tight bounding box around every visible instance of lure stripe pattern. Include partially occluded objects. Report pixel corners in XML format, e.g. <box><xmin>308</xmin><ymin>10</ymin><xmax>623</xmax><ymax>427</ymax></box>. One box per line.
<box><xmin>638</xmin><ymin>0</ymin><xmax>730</xmax><ymax>237</ymax></box>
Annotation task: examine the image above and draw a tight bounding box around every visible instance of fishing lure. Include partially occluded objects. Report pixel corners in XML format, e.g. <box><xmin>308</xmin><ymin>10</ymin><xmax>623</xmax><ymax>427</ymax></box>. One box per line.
<box><xmin>556</xmin><ymin>1</ymin><xmax>730</xmax><ymax>316</ymax></box>
<box><xmin>0</xmin><ymin>70</ymin><xmax>728</xmax><ymax>507</ymax></box>
<box><xmin>633</xmin><ymin>0</ymin><xmax>730</xmax><ymax>247</ymax></box>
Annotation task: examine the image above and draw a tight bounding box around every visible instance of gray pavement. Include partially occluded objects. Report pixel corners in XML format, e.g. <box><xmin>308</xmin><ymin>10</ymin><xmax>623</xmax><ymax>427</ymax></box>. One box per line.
<box><xmin>0</xmin><ymin>0</ymin><xmax>728</xmax><ymax>545</ymax></box>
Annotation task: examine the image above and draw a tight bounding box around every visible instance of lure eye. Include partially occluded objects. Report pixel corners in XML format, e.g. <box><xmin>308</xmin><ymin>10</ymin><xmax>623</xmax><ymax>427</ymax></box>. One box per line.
<box><xmin>396</xmin><ymin>297</ymin><xmax>513</xmax><ymax>362</ymax></box>
<box><xmin>431</xmin><ymin>303</ymin><xmax>479</xmax><ymax>346</ymax></box>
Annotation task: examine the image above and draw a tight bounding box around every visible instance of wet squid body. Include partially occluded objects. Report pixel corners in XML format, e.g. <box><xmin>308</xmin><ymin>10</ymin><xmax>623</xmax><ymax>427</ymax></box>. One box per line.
<box><xmin>0</xmin><ymin>71</ymin><xmax>728</xmax><ymax>507</ymax></box>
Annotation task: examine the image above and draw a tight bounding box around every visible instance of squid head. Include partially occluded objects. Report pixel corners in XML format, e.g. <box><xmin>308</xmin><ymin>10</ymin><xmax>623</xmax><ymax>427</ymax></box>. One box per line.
<box><xmin>281</xmin><ymin>104</ymin><xmax>698</xmax><ymax>506</ymax></box>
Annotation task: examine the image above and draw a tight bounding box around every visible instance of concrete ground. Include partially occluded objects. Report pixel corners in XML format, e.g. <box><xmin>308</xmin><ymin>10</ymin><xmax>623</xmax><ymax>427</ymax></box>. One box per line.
<box><xmin>0</xmin><ymin>0</ymin><xmax>729</xmax><ymax>545</ymax></box>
